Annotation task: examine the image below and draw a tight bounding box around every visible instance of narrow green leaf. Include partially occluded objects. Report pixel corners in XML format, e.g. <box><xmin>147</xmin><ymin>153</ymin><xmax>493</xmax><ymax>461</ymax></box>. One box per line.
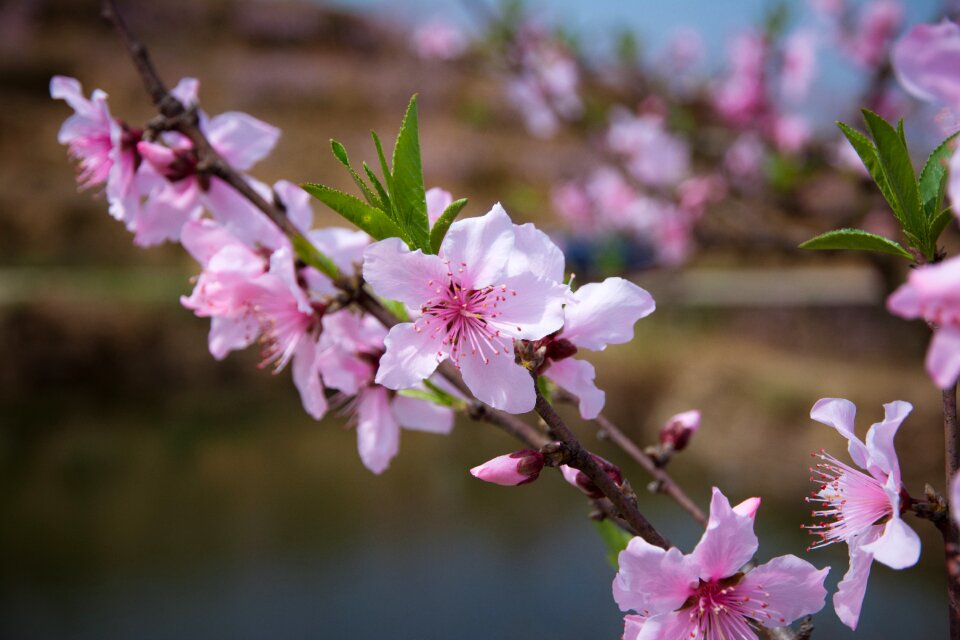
<box><xmin>363</xmin><ymin>161</ymin><xmax>391</xmax><ymax>211</ymax></box>
<box><xmin>301</xmin><ymin>183</ymin><xmax>404</xmax><ymax>240</ymax></box>
<box><xmin>371</xmin><ymin>130</ymin><xmax>394</xmax><ymax>196</ymax></box>
<box><xmin>429</xmin><ymin>197</ymin><xmax>468</xmax><ymax>253</ymax></box>
<box><xmin>919</xmin><ymin>132</ymin><xmax>959</xmax><ymax>218</ymax></box>
<box><xmin>390</xmin><ymin>95</ymin><xmax>431</xmax><ymax>251</ymax></box>
<box><xmin>594</xmin><ymin>519</ymin><xmax>634</xmax><ymax>569</ymax></box>
<box><xmin>329</xmin><ymin>139</ymin><xmax>382</xmax><ymax>209</ymax></box>
<box><xmin>861</xmin><ymin>110</ymin><xmax>926</xmax><ymax>251</ymax></box>
<box><xmin>397</xmin><ymin>388</ymin><xmax>458</xmax><ymax>407</ymax></box>
<box><xmin>798</xmin><ymin>228</ymin><xmax>913</xmax><ymax>259</ymax></box>
<box><xmin>896</xmin><ymin>118</ymin><xmax>907</xmax><ymax>149</ymax></box>
<box><xmin>837</xmin><ymin>122</ymin><xmax>900</xmax><ymax>222</ymax></box>
<box><xmin>291</xmin><ymin>234</ymin><xmax>340</xmax><ymax>280</ymax></box>
<box><xmin>379</xmin><ymin>297</ymin><xmax>410</xmax><ymax>322</ymax></box>
<box><xmin>930</xmin><ymin>207</ymin><xmax>955</xmax><ymax>244</ymax></box>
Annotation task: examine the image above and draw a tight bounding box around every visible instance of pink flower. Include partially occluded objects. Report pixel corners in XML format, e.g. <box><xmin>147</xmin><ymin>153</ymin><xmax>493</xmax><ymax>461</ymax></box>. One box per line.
<box><xmin>724</xmin><ymin>133</ymin><xmax>765</xmax><ymax>183</ymax></box>
<box><xmin>425</xmin><ymin>186</ymin><xmax>452</xmax><ymax>226</ymax></box>
<box><xmin>892</xmin><ymin>20</ymin><xmax>960</xmax><ymax>110</ymax></box>
<box><xmin>888</xmin><ymin>257</ymin><xmax>960</xmax><ymax>388</ymax></box>
<box><xmin>559</xmin><ymin>454</ymin><xmax>623</xmax><ymax>498</ymax></box>
<box><xmin>771</xmin><ymin>114</ymin><xmax>812</xmax><ymax>154</ymax></box>
<box><xmin>50</xmin><ymin>75</ymin><xmax>144</xmax><ymax>224</ymax></box>
<box><xmin>712</xmin><ymin>30</ymin><xmax>768</xmax><ymax>127</ymax></box>
<box><xmin>470</xmin><ymin>449</ymin><xmax>545</xmax><ymax>486</ymax></box>
<box><xmin>362</xmin><ymin>204</ymin><xmax>569</xmax><ymax>413</ymax></box>
<box><xmin>845</xmin><ymin>0</ymin><xmax>903</xmax><ymax>69</ymax></box>
<box><xmin>411</xmin><ymin>18</ymin><xmax>466</xmax><ymax>60</ymax></box>
<box><xmin>614</xmin><ymin>488</ymin><xmax>828</xmax><ymax>639</ymax></box>
<box><xmin>677</xmin><ymin>175</ymin><xmax>727</xmax><ymax>218</ymax></box>
<box><xmin>781</xmin><ymin>31</ymin><xmax>819</xmax><ymax>102</ymax></box>
<box><xmin>806</xmin><ymin>398</ymin><xmax>920</xmax><ymax>630</ymax></box>
<box><xmin>659</xmin><ymin>409</ymin><xmax>701</xmax><ymax>451</ymax></box>
<box><xmin>540</xmin><ymin>277</ymin><xmax>655</xmax><ymax>419</ymax></box>
<box><xmin>606</xmin><ymin>111</ymin><xmax>691</xmax><ymax>188</ymax></box>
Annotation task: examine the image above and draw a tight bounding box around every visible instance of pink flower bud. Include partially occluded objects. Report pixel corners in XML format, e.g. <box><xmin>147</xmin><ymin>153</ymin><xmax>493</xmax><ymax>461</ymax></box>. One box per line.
<box><xmin>559</xmin><ymin>455</ymin><xmax>623</xmax><ymax>498</ymax></box>
<box><xmin>659</xmin><ymin>409</ymin><xmax>701</xmax><ymax>451</ymax></box>
<box><xmin>470</xmin><ymin>450</ymin><xmax>545</xmax><ymax>486</ymax></box>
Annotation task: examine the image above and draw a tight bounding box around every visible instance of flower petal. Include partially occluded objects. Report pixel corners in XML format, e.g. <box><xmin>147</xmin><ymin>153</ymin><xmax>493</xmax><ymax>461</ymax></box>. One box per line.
<box><xmin>363</xmin><ymin>237</ymin><xmax>450</xmax><ymax>309</ymax></box>
<box><xmin>204</xmin><ymin>178</ymin><xmax>287</xmax><ymax>251</ymax></box>
<box><xmin>425</xmin><ymin>187</ymin><xmax>453</xmax><ymax>226</ymax></box>
<box><xmin>392</xmin><ymin>394</ymin><xmax>454</xmax><ymax>434</ymax></box>
<box><xmin>273</xmin><ymin>180</ymin><xmax>313</xmax><ymax>233</ymax></box>
<box><xmin>439</xmin><ymin>203</ymin><xmax>515</xmax><ymax>289</ymax></box>
<box><xmin>486</xmin><ymin>272</ymin><xmax>568</xmax><ymax>340</ymax></box>
<box><xmin>561</xmin><ymin>278</ymin><xmax>655</xmax><ymax>351</ymax></box>
<box><xmin>459</xmin><ymin>347</ymin><xmax>535</xmax><ymax>413</ymax></box>
<box><xmin>892</xmin><ymin>21</ymin><xmax>960</xmax><ymax>108</ymax></box>
<box><xmin>634</xmin><ymin>611</ymin><xmax>697</xmax><ymax>640</ymax></box>
<box><xmin>208</xmin><ymin>315</ymin><xmax>259</xmax><ymax>360</ymax></box>
<box><xmin>134</xmin><ymin>181</ymin><xmax>202</xmax><ymax>246</ymax></box>
<box><xmin>309</xmin><ymin>227</ymin><xmax>370</xmax><ymax>274</ymax></box>
<box><xmin>356</xmin><ymin>386</ymin><xmax>400</xmax><ymax>475</ymax></box>
<box><xmin>861</xmin><ymin>513</ymin><xmax>921</xmax><ymax>570</ymax></box>
<box><xmin>613</xmin><ymin>537</ymin><xmax>697</xmax><ymax>616</ymax></box>
<box><xmin>292</xmin><ymin>339</ymin><xmax>327</xmax><ymax>421</ymax></box>
<box><xmin>622</xmin><ymin>615</ymin><xmax>646</xmax><ymax>640</ymax></box>
<box><xmin>206</xmin><ymin>111</ymin><xmax>281</xmax><ymax>171</ymax></box>
<box><xmin>864</xmin><ymin>400</ymin><xmax>911</xmax><ymax>483</ymax></box>
<box><xmin>928</xmin><ymin>325</ymin><xmax>960</xmax><ymax>389</ymax></box>
<box><xmin>690</xmin><ymin>487</ymin><xmax>759</xmax><ymax>581</ymax></box>
<box><xmin>810</xmin><ymin>397</ymin><xmax>871</xmax><ymax>470</ymax></box>
<box><xmin>833</xmin><ymin>528</ymin><xmax>881</xmax><ymax>631</ymax></box>
<box><xmin>545</xmin><ymin>357</ymin><xmax>605</xmax><ymax>419</ymax></box>
<box><xmin>375</xmin><ymin>323</ymin><xmax>443</xmax><ymax>390</ymax></box>
<box><xmin>507</xmin><ymin>222</ymin><xmax>566</xmax><ymax>283</ymax></box>
<box><xmin>739</xmin><ymin>555</ymin><xmax>829</xmax><ymax>628</ymax></box>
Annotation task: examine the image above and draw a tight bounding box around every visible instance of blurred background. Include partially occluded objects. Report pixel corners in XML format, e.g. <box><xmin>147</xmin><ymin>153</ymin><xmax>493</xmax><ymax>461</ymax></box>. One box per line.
<box><xmin>1</xmin><ymin>0</ymin><xmax>957</xmax><ymax>637</ymax></box>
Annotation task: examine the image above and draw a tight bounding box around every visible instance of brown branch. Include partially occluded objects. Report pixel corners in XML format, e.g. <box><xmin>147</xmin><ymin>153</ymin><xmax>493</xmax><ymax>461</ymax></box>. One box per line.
<box><xmin>943</xmin><ymin>383</ymin><xmax>960</xmax><ymax>640</ymax></box>
<box><xmin>533</xmin><ymin>383</ymin><xmax>671</xmax><ymax>549</ymax></box>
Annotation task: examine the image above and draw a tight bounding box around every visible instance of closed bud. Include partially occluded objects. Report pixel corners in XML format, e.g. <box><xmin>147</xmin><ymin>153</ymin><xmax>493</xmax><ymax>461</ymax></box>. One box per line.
<box><xmin>659</xmin><ymin>409</ymin><xmax>701</xmax><ymax>451</ymax></box>
<box><xmin>559</xmin><ymin>454</ymin><xmax>623</xmax><ymax>498</ymax></box>
<box><xmin>470</xmin><ymin>449</ymin><xmax>545</xmax><ymax>486</ymax></box>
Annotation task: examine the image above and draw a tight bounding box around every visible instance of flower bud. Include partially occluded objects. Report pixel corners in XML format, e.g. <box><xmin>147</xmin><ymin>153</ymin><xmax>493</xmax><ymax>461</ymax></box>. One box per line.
<box><xmin>470</xmin><ymin>450</ymin><xmax>545</xmax><ymax>486</ymax></box>
<box><xmin>659</xmin><ymin>409</ymin><xmax>701</xmax><ymax>451</ymax></box>
<box><xmin>559</xmin><ymin>454</ymin><xmax>623</xmax><ymax>498</ymax></box>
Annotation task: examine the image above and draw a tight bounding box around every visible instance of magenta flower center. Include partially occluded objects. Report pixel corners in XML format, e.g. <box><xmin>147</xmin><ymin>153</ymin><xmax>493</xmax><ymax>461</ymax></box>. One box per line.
<box><xmin>415</xmin><ymin>260</ymin><xmax>516</xmax><ymax>366</ymax></box>
<box><xmin>683</xmin><ymin>578</ymin><xmax>787</xmax><ymax>638</ymax></box>
<box><xmin>804</xmin><ymin>450</ymin><xmax>892</xmax><ymax>550</ymax></box>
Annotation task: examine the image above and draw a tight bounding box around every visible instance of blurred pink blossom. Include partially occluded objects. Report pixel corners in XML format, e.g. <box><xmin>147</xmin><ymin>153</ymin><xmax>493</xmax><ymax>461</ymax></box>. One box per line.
<box><xmin>845</xmin><ymin>0</ymin><xmax>904</xmax><ymax>68</ymax></box>
<box><xmin>781</xmin><ymin>31</ymin><xmax>819</xmax><ymax>102</ymax></box>
<box><xmin>411</xmin><ymin>18</ymin><xmax>466</xmax><ymax>60</ymax></box>
<box><xmin>607</xmin><ymin>111</ymin><xmax>691</xmax><ymax>188</ymax></box>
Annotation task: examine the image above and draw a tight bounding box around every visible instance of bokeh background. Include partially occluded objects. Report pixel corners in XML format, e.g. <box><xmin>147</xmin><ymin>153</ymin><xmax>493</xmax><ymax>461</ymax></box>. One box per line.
<box><xmin>1</xmin><ymin>0</ymin><xmax>956</xmax><ymax>637</ymax></box>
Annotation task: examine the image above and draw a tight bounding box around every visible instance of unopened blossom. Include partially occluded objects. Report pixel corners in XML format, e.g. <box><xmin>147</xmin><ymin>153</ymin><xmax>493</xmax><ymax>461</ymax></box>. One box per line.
<box><xmin>470</xmin><ymin>449</ymin><xmax>545</xmax><ymax>486</ymax></box>
<box><xmin>614</xmin><ymin>487</ymin><xmax>828</xmax><ymax>639</ymax></box>
<box><xmin>659</xmin><ymin>409</ymin><xmax>701</xmax><ymax>451</ymax></box>
<box><xmin>363</xmin><ymin>204</ymin><xmax>569</xmax><ymax>413</ymax></box>
<box><xmin>50</xmin><ymin>75</ymin><xmax>145</xmax><ymax>225</ymax></box>
<box><xmin>411</xmin><ymin>18</ymin><xmax>466</xmax><ymax>60</ymax></box>
<box><xmin>888</xmin><ymin>258</ymin><xmax>960</xmax><ymax>388</ymax></box>
<box><xmin>559</xmin><ymin>454</ymin><xmax>622</xmax><ymax>498</ymax></box>
<box><xmin>321</xmin><ymin>312</ymin><xmax>454</xmax><ymax>475</ymax></box>
<box><xmin>806</xmin><ymin>398</ymin><xmax>920</xmax><ymax>630</ymax></box>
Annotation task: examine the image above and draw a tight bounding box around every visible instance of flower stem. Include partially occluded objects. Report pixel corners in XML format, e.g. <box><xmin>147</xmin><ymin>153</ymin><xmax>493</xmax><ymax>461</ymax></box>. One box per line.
<box><xmin>942</xmin><ymin>382</ymin><xmax>960</xmax><ymax>640</ymax></box>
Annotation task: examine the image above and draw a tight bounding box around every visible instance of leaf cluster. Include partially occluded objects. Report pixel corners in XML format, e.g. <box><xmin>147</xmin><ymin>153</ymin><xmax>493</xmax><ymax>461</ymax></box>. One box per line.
<box><xmin>800</xmin><ymin>110</ymin><xmax>957</xmax><ymax>262</ymax></box>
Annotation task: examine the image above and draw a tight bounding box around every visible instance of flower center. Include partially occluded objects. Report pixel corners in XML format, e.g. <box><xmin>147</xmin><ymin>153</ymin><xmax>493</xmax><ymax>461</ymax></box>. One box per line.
<box><xmin>415</xmin><ymin>261</ymin><xmax>516</xmax><ymax>366</ymax></box>
<box><xmin>682</xmin><ymin>576</ymin><xmax>787</xmax><ymax>638</ymax></box>
<box><xmin>803</xmin><ymin>449</ymin><xmax>893</xmax><ymax>550</ymax></box>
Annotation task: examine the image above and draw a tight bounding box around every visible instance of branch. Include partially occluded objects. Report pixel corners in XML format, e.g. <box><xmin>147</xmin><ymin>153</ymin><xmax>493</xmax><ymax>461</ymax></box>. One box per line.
<box><xmin>943</xmin><ymin>383</ymin><xmax>960</xmax><ymax>640</ymax></box>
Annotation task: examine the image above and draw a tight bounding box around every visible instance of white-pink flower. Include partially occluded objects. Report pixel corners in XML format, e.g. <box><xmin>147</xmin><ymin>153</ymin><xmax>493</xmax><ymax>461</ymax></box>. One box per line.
<box><xmin>614</xmin><ymin>487</ymin><xmax>828</xmax><ymax>639</ymax></box>
<box><xmin>845</xmin><ymin>0</ymin><xmax>903</xmax><ymax>69</ymax></box>
<box><xmin>806</xmin><ymin>398</ymin><xmax>920</xmax><ymax>630</ymax></box>
<box><xmin>363</xmin><ymin>204</ymin><xmax>569</xmax><ymax>413</ymax></box>
<box><xmin>888</xmin><ymin>257</ymin><xmax>960</xmax><ymax>388</ymax></box>
<box><xmin>892</xmin><ymin>20</ymin><xmax>960</xmax><ymax>111</ymax></box>
<box><xmin>781</xmin><ymin>30</ymin><xmax>819</xmax><ymax>103</ymax></box>
<box><xmin>607</xmin><ymin>111</ymin><xmax>691</xmax><ymax>188</ymax></box>
<box><xmin>411</xmin><ymin>18</ymin><xmax>466</xmax><ymax>60</ymax></box>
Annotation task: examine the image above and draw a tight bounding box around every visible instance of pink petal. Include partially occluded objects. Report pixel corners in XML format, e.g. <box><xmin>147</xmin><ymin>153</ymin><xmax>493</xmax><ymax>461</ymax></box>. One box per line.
<box><xmin>613</xmin><ymin>537</ymin><xmax>697</xmax><ymax>616</ymax></box>
<box><xmin>545</xmin><ymin>357</ymin><xmax>605</xmax><ymax>419</ymax></box>
<box><xmin>292</xmin><ymin>339</ymin><xmax>327</xmax><ymax>421</ymax></box>
<box><xmin>439</xmin><ymin>203</ymin><xmax>515</xmax><ymax>290</ymax></box>
<box><xmin>732</xmin><ymin>496</ymin><xmax>761</xmax><ymax>519</ymax></box>
<box><xmin>425</xmin><ymin>187</ymin><xmax>453</xmax><ymax>226</ymax></box>
<box><xmin>205</xmin><ymin>111</ymin><xmax>281</xmax><ymax>171</ymax></box>
<box><xmin>470</xmin><ymin>450</ymin><xmax>544</xmax><ymax>486</ymax></box>
<box><xmin>507</xmin><ymin>222</ymin><xmax>566</xmax><ymax>283</ymax></box>
<box><xmin>950</xmin><ymin>147</ymin><xmax>960</xmax><ymax>217</ymax></box>
<box><xmin>562</xmin><ymin>278</ymin><xmax>655</xmax><ymax>351</ymax></box>
<box><xmin>181</xmin><ymin>219</ymin><xmax>245</xmax><ymax>267</ymax></box>
<box><xmin>622</xmin><ymin>615</ymin><xmax>646</xmax><ymax>640</ymax></box>
<box><xmin>309</xmin><ymin>227</ymin><xmax>370</xmax><ymax>274</ymax></box>
<box><xmin>363</xmin><ymin>238</ymin><xmax>450</xmax><ymax>309</ymax></box>
<box><xmin>459</xmin><ymin>345</ymin><xmax>535</xmax><ymax>413</ymax></box>
<box><xmin>928</xmin><ymin>325</ymin><xmax>960</xmax><ymax>389</ymax></box>
<box><xmin>375</xmin><ymin>323</ymin><xmax>444</xmax><ymax>390</ymax></box>
<box><xmin>208</xmin><ymin>315</ymin><xmax>259</xmax><ymax>360</ymax></box>
<box><xmin>690</xmin><ymin>487</ymin><xmax>759</xmax><ymax>581</ymax></box>
<box><xmin>203</xmin><ymin>178</ymin><xmax>287</xmax><ymax>251</ymax></box>
<box><xmin>861</xmin><ymin>513</ymin><xmax>921</xmax><ymax>570</ymax></box>
<box><xmin>134</xmin><ymin>180</ymin><xmax>202</xmax><ymax>246</ymax></box>
<box><xmin>356</xmin><ymin>386</ymin><xmax>400</xmax><ymax>474</ymax></box>
<box><xmin>50</xmin><ymin>76</ymin><xmax>89</xmax><ymax>114</ymax></box>
<box><xmin>886</xmin><ymin>279</ymin><xmax>922</xmax><ymax>319</ymax></box>
<box><xmin>170</xmin><ymin>77</ymin><xmax>200</xmax><ymax>107</ymax></box>
<box><xmin>810</xmin><ymin>397</ymin><xmax>871</xmax><ymax>470</ymax></box>
<box><xmin>273</xmin><ymin>180</ymin><xmax>313</xmax><ymax>233</ymax></box>
<box><xmin>632</xmin><ymin>610</ymin><xmax>696</xmax><ymax>640</ymax></box>
<box><xmin>485</xmin><ymin>272</ymin><xmax>568</xmax><ymax>340</ymax></box>
<box><xmin>864</xmin><ymin>400</ymin><xmax>911</xmax><ymax>483</ymax></box>
<box><xmin>391</xmin><ymin>394</ymin><xmax>454</xmax><ymax>434</ymax></box>
<box><xmin>739</xmin><ymin>555</ymin><xmax>829</xmax><ymax>628</ymax></box>
<box><xmin>833</xmin><ymin>528</ymin><xmax>881</xmax><ymax>630</ymax></box>
<box><xmin>892</xmin><ymin>21</ymin><xmax>960</xmax><ymax>108</ymax></box>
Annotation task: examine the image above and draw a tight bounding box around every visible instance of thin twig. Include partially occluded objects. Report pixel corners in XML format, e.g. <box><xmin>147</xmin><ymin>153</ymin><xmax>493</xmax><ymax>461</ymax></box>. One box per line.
<box><xmin>942</xmin><ymin>383</ymin><xmax>960</xmax><ymax>640</ymax></box>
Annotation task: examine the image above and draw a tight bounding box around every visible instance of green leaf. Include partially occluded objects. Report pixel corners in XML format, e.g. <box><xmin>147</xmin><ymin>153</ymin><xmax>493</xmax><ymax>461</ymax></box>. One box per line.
<box><xmin>390</xmin><ymin>95</ymin><xmax>431</xmax><ymax>251</ymax></box>
<box><xmin>301</xmin><ymin>183</ymin><xmax>404</xmax><ymax>240</ymax></box>
<box><xmin>930</xmin><ymin>207</ymin><xmax>955</xmax><ymax>243</ymax></box>
<box><xmin>837</xmin><ymin>122</ymin><xmax>899</xmax><ymax>217</ymax></box>
<box><xmin>861</xmin><ymin>110</ymin><xmax>926</xmax><ymax>252</ymax></box>
<box><xmin>290</xmin><ymin>234</ymin><xmax>340</xmax><ymax>280</ymax></box>
<box><xmin>397</xmin><ymin>387</ymin><xmax>460</xmax><ymax>408</ymax></box>
<box><xmin>429</xmin><ymin>198</ymin><xmax>468</xmax><ymax>253</ymax></box>
<box><xmin>594</xmin><ymin>519</ymin><xmax>634</xmax><ymax>569</ymax></box>
<box><xmin>363</xmin><ymin>161</ymin><xmax>391</xmax><ymax>211</ymax></box>
<box><xmin>798</xmin><ymin>228</ymin><xmax>913</xmax><ymax>260</ymax></box>
<box><xmin>379</xmin><ymin>297</ymin><xmax>410</xmax><ymax>322</ymax></box>
<box><xmin>371</xmin><ymin>131</ymin><xmax>394</xmax><ymax>213</ymax></box>
<box><xmin>919</xmin><ymin>132</ymin><xmax>959</xmax><ymax>218</ymax></box>
<box><xmin>329</xmin><ymin>139</ymin><xmax>382</xmax><ymax>209</ymax></box>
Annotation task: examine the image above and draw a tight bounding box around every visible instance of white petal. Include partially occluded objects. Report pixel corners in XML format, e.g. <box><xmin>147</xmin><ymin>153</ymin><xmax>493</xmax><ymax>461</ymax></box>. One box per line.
<box><xmin>562</xmin><ymin>278</ymin><xmax>655</xmax><ymax>351</ymax></box>
<box><xmin>439</xmin><ymin>203</ymin><xmax>514</xmax><ymax>289</ymax></box>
